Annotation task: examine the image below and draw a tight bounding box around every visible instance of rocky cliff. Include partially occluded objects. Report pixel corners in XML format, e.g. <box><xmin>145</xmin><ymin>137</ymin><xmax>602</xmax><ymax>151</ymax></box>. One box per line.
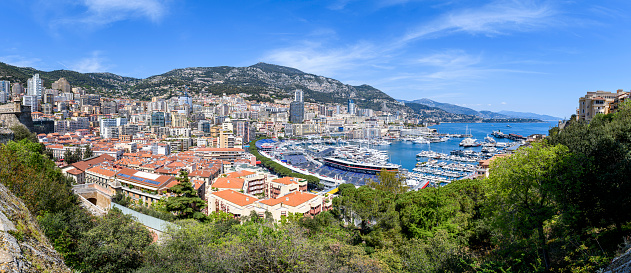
<box><xmin>604</xmin><ymin>243</ymin><xmax>631</xmax><ymax>273</ymax></box>
<box><xmin>0</xmin><ymin>183</ymin><xmax>70</xmax><ymax>272</ymax></box>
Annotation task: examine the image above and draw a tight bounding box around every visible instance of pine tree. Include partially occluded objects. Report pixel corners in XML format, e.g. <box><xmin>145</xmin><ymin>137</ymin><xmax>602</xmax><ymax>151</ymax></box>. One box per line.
<box><xmin>165</xmin><ymin>171</ymin><xmax>207</xmax><ymax>221</ymax></box>
<box><xmin>72</xmin><ymin>148</ymin><xmax>83</xmax><ymax>162</ymax></box>
<box><xmin>83</xmin><ymin>145</ymin><xmax>93</xmax><ymax>159</ymax></box>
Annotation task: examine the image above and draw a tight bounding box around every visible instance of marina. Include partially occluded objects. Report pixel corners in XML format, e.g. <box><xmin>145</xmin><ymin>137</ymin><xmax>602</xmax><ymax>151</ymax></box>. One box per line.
<box><xmin>258</xmin><ymin>122</ymin><xmax>557</xmax><ymax>188</ymax></box>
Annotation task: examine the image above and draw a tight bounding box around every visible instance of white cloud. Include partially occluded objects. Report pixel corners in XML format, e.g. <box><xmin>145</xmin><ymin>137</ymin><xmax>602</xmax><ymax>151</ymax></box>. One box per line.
<box><xmin>0</xmin><ymin>55</ymin><xmax>42</xmax><ymax>68</ymax></box>
<box><xmin>400</xmin><ymin>0</ymin><xmax>556</xmax><ymax>43</ymax></box>
<box><xmin>417</xmin><ymin>50</ymin><xmax>481</xmax><ymax>68</ymax></box>
<box><xmin>263</xmin><ymin>41</ymin><xmax>378</xmax><ymax>77</ymax></box>
<box><xmin>68</xmin><ymin>51</ymin><xmax>110</xmax><ymax>73</ymax></box>
<box><xmin>501</xmin><ymin>101</ymin><xmax>507</xmax><ymax>104</ymax></box>
<box><xmin>53</xmin><ymin>0</ymin><xmax>168</xmax><ymax>27</ymax></box>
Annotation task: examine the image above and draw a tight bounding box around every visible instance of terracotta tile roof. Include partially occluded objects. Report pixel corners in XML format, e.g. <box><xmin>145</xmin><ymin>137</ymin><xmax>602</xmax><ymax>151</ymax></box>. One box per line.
<box><xmin>191</xmin><ymin>179</ymin><xmax>205</xmax><ymax>190</ymax></box>
<box><xmin>226</xmin><ymin>170</ymin><xmax>256</xmax><ymax>178</ymax></box>
<box><xmin>86</xmin><ymin>166</ymin><xmax>118</xmax><ymax>177</ymax></box>
<box><xmin>211</xmin><ymin>190</ymin><xmax>258</xmax><ymax>207</ymax></box>
<box><xmin>273</xmin><ymin>191</ymin><xmax>319</xmax><ymax>207</ymax></box>
<box><xmin>66</xmin><ymin>167</ymin><xmax>83</xmax><ymax>175</ymax></box>
<box><xmin>259</xmin><ymin>198</ymin><xmax>284</xmax><ymax>206</ymax></box>
<box><xmin>72</xmin><ymin>154</ymin><xmax>115</xmax><ymax>171</ymax></box>
<box><xmin>212</xmin><ymin>177</ymin><xmax>244</xmax><ymax>190</ymax></box>
<box><xmin>272</xmin><ymin>177</ymin><xmax>304</xmax><ymax>185</ymax></box>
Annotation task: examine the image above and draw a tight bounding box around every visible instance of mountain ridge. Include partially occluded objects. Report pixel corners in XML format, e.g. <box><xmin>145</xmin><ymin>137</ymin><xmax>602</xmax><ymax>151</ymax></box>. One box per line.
<box><xmin>403</xmin><ymin>98</ymin><xmax>560</xmax><ymax>121</ymax></box>
<box><xmin>0</xmin><ymin>61</ymin><xmax>404</xmax><ymax>112</ymax></box>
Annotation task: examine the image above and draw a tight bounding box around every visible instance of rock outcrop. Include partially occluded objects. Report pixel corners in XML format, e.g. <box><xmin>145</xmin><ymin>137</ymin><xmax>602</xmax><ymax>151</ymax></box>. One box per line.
<box><xmin>605</xmin><ymin>244</ymin><xmax>631</xmax><ymax>273</ymax></box>
<box><xmin>0</xmin><ymin>183</ymin><xmax>70</xmax><ymax>272</ymax></box>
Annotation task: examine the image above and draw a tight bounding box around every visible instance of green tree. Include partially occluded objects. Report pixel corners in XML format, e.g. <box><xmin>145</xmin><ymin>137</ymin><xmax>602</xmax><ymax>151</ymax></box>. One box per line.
<box><xmin>485</xmin><ymin>142</ymin><xmax>573</xmax><ymax>271</ymax></box>
<box><xmin>10</xmin><ymin>124</ymin><xmax>37</xmax><ymax>142</ymax></box>
<box><xmin>369</xmin><ymin>170</ymin><xmax>408</xmax><ymax>194</ymax></box>
<box><xmin>165</xmin><ymin>171</ymin><xmax>207</xmax><ymax>221</ymax></box>
<box><xmin>73</xmin><ymin>147</ymin><xmax>83</xmax><ymax>162</ymax></box>
<box><xmin>83</xmin><ymin>144</ymin><xmax>93</xmax><ymax>159</ymax></box>
<box><xmin>77</xmin><ymin>208</ymin><xmax>153</xmax><ymax>273</ymax></box>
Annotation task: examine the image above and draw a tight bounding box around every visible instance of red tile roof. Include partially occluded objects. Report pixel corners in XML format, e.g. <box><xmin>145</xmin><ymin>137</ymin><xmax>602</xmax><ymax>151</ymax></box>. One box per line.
<box><xmin>211</xmin><ymin>190</ymin><xmax>258</xmax><ymax>207</ymax></box>
<box><xmin>212</xmin><ymin>177</ymin><xmax>244</xmax><ymax>190</ymax></box>
<box><xmin>272</xmin><ymin>177</ymin><xmax>304</xmax><ymax>185</ymax></box>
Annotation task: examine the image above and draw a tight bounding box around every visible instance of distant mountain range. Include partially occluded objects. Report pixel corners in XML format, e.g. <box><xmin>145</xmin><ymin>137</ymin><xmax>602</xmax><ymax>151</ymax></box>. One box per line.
<box><xmin>400</xmin><ymin>98</ymin><xmax>561</xmax><ymax>121</ymax></box>
<box><xmin>0</xmin><ymin>62</ymin><xmax>405</xmax><ymax>112</ymax></box>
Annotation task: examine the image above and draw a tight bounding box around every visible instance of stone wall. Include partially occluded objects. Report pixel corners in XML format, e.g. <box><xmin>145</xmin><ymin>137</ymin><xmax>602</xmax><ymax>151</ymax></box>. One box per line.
<box><xmin>0</xmin><ymin>103</ymin><xmax>34</xmax><ymax>132</ymax></box>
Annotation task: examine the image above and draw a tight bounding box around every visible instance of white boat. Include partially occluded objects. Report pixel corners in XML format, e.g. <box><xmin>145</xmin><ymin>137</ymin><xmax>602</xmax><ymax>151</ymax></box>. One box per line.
<box><xmin>412</xmin><ymin>137</ymin><xmax>430</xmax><ymax>144</ymax></box>
<box><xmin>459</xmin><ymin>138</ymin><xmax>480</xmax><ymax>147</ymax></box>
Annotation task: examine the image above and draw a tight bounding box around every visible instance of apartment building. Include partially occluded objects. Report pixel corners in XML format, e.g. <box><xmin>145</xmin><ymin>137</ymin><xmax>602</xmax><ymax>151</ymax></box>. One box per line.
<box><xmin>208</xmin><ymin>190</ymin><xmax>259</xmax><ymax>218</ymax></box>
<box><xmin>577</xmin><ymin>90</ymin><xmax>623</xmax><ymax>122</ymax></box>
<box><xmin>115</xmin><ymin>168</ymin><xmax>176</xmax><ymax>205</ymax></box>
<box><xmin>268</xmin><ymin>177</ymin><xmax>308</xmax><ymax>199</ymax></box>
<box><xmin>194</xmin><ymin>147</ymin><xmax>245</xmax><ymax>161</ymax></box>
<box><xmin>257</xmin><ymin>191</ymin><xmax>326</xmax><ymax>220</ymax></box>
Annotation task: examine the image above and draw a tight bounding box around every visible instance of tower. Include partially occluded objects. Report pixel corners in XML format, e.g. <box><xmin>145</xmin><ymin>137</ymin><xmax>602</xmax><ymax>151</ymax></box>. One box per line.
<box><xmin>27</xmin><ymin>74</ymin><xmax>43</xmax><ymax>100</ymax></box>
<box><xmin>294</xmin><ymin>89</ymin><xmax>303</xmax><ymax>102</ymax></box>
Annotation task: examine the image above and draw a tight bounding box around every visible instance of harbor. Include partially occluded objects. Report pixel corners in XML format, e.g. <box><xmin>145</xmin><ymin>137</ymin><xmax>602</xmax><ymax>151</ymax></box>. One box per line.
<box><xmin>258</xmin><ymin>122</ymin><xmax>557</xmax><ymax>188</ymax></box>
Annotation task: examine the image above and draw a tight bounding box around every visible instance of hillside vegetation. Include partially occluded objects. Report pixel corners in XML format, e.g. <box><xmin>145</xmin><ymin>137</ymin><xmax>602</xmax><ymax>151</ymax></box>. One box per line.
<box><xmin>0</xmin><ymin>61</ymin><xmax>403</xmax><ymax>112</ymax></box>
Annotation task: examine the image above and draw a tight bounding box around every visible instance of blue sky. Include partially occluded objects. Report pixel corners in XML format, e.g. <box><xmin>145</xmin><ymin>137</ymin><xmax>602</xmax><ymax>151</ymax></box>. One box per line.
<box><xmin>1</xmin><ymin>0</ymin><xmax>631</xmax><ymax>118</ymax></box>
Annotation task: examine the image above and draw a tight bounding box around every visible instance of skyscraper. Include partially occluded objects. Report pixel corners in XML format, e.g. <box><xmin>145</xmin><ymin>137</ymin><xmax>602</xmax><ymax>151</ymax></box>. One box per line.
<box><xmin>294</xmin><ymin>89</ymin><xmax>304</xmax><ymax>102</ymax></box>
<box><xmin>290</xmin><ymin>89</ymin><xmax>304</xmax><ymax>123</ymax></box>
<box><xmin>52</xmin><ymin>78</ymin><xmax>71</xmax><ymax>93</ymax></box>
<box><xmin>0</xmin><ymin>81</ymin><xmax>9</xmax><ymax>95</ymax></box>
<box><xmin>348</xmin><ymin>99</ymin><xmax>356</xmax><ymax>115</ymax></box>
<box><xmin>27</xmin><ymin>74</ymin><xmax>43</xmax><ymax>100</ymax></box>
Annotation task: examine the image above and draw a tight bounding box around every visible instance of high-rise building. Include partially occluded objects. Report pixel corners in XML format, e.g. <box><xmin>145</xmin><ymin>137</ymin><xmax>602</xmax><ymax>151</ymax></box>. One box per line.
<box><xmin>198</xmin><ymin>120</ymin><xmax>212</xmax><ymax>133</ymax></box>
<box><xmin>294</xmin><ymin>89</ymin><xmax>304</xmax><ymax>102</ymax></box>
<box><xmin>22</xmin><ymin>95</ymin><xmax>38</xmax><ymax>112</ymax></box>
<box><xmin>27</xmin><ymin>74</ymin><xmax>43</xmax><ymax>100</ymax></box>
<box><xmin>100</xmin><ymin>118</ymin><xmax>128</xmax><ymax>139</ymax></box>
<box><xmin>0</xmin><ymin>91</ymin><xmax>7</xmax><ymax>104</ymax></box>
<box><xmin>0</xmin><ymin>81</ymin><xmax>9</xmax><ymax>96</ymax></box>
<box><xmin>231</xmin><ymin>119</ymin><xmax>251</xmax><ymax>142</ymax></box>
<box><xmin>11</xmin><ymin>83</ymin><xmax>23</xmax><ymax>97</ymax></box>
<box><xmin>318</xmin><ymin>105</ymin><xmax>327</xmax><ymax>116</ymax></box>
<box><xmin>348</xmin><ymin>99</ymin><xmax>356</xmax><ymax>115</ymax></box>
<box><xmin>43</xmin><ymin>93</ymin><xmax>54</xmax><ymax>105</ymax></box>
<box><xmin>171</xmin><ymin>112</ymin><xmax>189</xmax><ymax>128</ymax></box>
<box><xmin>52</xmin><ymin>78</ymin><xmax>72</xmax><ymax>93</ymax></box>
<box><xmin>289</xmin><ymin>101</ymin><xmax>304</xmax><ymax>123</ymax></box>
<box><xmin>151</xmin><ymin>112</ymin><xmax>167</xmax><ymax>127</ymax></box>
<box><xmin>289</xmin><ymin>89</ymin><xmax>305</xmax><ymax>123</ymax></box>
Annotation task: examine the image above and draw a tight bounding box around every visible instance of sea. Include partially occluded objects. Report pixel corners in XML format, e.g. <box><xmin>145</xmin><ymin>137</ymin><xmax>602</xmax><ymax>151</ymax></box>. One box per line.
<box><xmin>372</xmin><ymin>121</ymin><xmax>559</xmax><ymax>172</ymax></box>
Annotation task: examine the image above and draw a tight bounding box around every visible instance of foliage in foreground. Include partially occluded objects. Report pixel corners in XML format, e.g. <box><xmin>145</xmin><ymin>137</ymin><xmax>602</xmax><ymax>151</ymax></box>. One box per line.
<box><xmin>4</xmin><ymin>103</ymin><xmax>631</xmax><ymax>272</ymax></box>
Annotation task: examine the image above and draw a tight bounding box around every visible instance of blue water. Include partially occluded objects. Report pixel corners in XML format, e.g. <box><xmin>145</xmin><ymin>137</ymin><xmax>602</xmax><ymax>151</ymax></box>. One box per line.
<box><xmin>373</xmin><ymin>122</ymin><xmax>558</xmax><ymax>171</ymax></box>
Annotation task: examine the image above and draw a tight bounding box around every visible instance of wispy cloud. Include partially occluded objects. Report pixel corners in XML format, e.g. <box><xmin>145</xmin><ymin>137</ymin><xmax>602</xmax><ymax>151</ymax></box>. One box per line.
<box><xmin>52</xmin><ymin>0</ymin><xmax>169</xmax><ymax>28</ymax></box>
<box><xmin>263</xmin><ymin>41</ymin><xmax>378</xmax><ymax>77</ymax></box>
<box><xmin>0</xmin><ymin>55</ymin><xmax>42</xmax><ymax>68</ymax></box>
<box><xmin>400</xmin><ymin>0</ymin><xmax>556</xmax><ymax>43</ymax></box>
<box><xmin>67</xmin><ymin>51</ymin><xmax>110</xmax><ymax>73</ymax></box>
<box><xmin>416</xmin><ymin>50</ymin><xmax>482</xmax><ymax>68</ymax></box>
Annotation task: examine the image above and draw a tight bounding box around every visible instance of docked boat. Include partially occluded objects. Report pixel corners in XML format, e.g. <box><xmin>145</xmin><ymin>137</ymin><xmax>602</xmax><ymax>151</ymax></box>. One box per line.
<box><xmin>322</xmin><ymin>157</ymin><xmax>399</xmax><ymax>174</ymax></box>
<box><xmin>412</xmin><ymin>137</ymin><xmax>430</xmax><ymax>144</ymax></box>
<box><xmin>491</xmin><ymin>130</ymin><xmax>507</xmax><ymax>138</ymax></box>
<box><xmin>459</xmin><ymin>138</ymin><xmax>480</xmax><ymax>147</ymax></box>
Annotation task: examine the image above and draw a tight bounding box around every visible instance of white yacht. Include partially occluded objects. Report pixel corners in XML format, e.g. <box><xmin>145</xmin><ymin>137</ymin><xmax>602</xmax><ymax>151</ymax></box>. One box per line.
<box><xmin>459</xmin><ymin>138</ymin><xmax>480</xmax><ymax>147</ymax></box>
<box><xmin>413</xmin><ymin>137</ymin><xmax>430</xmax><ymax>144</ymax></box>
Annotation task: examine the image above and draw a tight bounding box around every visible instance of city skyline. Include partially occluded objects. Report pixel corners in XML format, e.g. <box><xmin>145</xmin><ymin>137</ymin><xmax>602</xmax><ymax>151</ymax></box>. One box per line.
<box><xmin>2</xmin><ymin>0</ymin><xmax>631</xmax><ymax>117</ymax></box>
